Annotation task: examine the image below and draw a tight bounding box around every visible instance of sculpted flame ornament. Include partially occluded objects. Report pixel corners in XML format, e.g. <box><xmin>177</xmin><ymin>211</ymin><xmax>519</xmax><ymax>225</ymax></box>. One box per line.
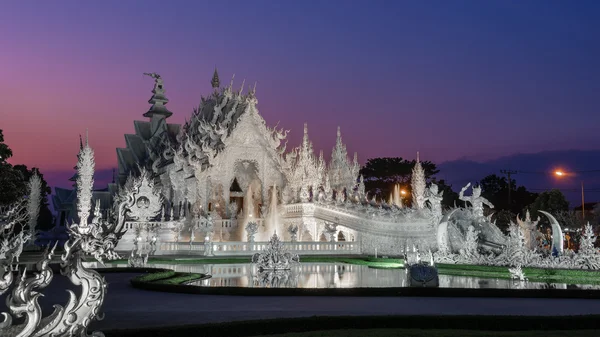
<box><xmin>0</xmin><ymin>135</ymin><xmax>130</xmax><ymax>337</ymax></box>
<box><xmin>126</xmin><ymin>168</ymin><xmax>164</xmax><ymax>222</ymax></box>
<box><xmin>252</xmin><ymin>232</ymin><xmax>299</xmax><ymax>271</ymax></box>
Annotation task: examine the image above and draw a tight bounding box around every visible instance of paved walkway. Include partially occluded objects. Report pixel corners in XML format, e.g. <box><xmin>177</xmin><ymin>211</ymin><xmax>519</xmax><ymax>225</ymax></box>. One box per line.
<box><xmin>3</xmin><ymin>273</ymin><xmax>599</xmax><ymax>331</ymax></box>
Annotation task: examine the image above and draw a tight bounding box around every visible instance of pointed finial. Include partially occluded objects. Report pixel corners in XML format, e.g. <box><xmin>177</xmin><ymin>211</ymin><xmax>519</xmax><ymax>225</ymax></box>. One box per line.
<box><xmin>79</xmin><ymin>134</ymin><xmax>83</xmax><ymax>150</ymax></box>
<box><xmin>337</xmin><ymin>126</ymin><xmax>341</xmax><ymax>138</ymax></box>
<box><xmin>416</xmin><ymin>151</ymin><xmax>420</xmax><ymax>162</ymax></box>
<box><xmin>211</xmin><ymin>68</ymin><xmax>220</xmax><ymax>89</ymax></box>
<box><xmin>229</xmin><ymin>74</ymin><xmax>235</xmax><ymax>89</ymax></box>
<box><xmin>304</xmin><ymin>123</ymin><xmax>308</xmax><ymax>135</ymax></box>
<box><xmin>239</xmin><ymin>79</ymin><xmax>246</xmax><ymax>95</ymax></box>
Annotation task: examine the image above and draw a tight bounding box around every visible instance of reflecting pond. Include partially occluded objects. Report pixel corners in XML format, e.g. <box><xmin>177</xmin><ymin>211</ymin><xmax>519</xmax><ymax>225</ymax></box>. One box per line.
<box><xmin>96</xmin><ymin>262</ymin><xmax>600</xmax><ymax>290</ymax></box>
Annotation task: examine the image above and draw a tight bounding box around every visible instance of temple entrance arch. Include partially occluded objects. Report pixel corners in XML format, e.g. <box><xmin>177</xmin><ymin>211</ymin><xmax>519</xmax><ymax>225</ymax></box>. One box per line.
<box><xmin>231</xmin><ymin>159</ymin><xmax>263</xmax><ymax>218</ymax></box>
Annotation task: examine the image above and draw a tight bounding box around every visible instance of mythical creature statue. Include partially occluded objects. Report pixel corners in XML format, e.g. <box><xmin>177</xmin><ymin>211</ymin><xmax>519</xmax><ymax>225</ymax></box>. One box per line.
<box><xmin>246</xmin><ymin>221</ymin><xmax>259</xmax><ymax>242</ymax></box>
<box><xmin>0</xmin><ymin>136</ymin><xmax>131</xmax><ymax>337</ymax></box>
<box><xmin>425</xmin><ymin>183</ymin><xmax>444</xmax><ymax>220</ymax></box>
<box><xmin>323</xmin><ymin>222</ymin><xmax>338</xmax><ymax>242</ymax></box>
<box><xmin>516</xmin><ymin>210</ymin><xmax>542</xmax><ymax>251</ymax></box>
<box><xmin>287</xmin><ymin>224</ymin><xmax>299</xmax><ymax>242</ymax></box>
<box><xmin>459</xmin><ymin>183</ymin><xmax>494</xmax><ymax>218</ymax></box>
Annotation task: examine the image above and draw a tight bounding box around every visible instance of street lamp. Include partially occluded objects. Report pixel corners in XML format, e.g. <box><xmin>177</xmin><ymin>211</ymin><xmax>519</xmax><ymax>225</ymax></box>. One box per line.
<box><xmin>554</xmin><ymin>170</ymin><xmax>585</xmax><ymax>222</ymax></box>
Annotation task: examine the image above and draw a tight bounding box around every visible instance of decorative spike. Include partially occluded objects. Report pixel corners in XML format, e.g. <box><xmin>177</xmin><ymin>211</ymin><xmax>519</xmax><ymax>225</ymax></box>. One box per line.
<box><xmin>211</xmin><ymin>68</ymin><xmax>220</xmax><ymax>89</ymax></box>
<box><xmin>229</xmin><ymin>74</ymin><xmax>235</xmax><ymax>90</ymax></box>
<box><xmin>239</xmin><ymin>79</ymin><xmax>246</xmax><ymax>95</ymax></box>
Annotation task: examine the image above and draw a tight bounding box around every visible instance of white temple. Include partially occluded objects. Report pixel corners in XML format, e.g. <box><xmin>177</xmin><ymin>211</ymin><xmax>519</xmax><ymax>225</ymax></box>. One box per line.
<box><xmin>91</xmin><ymin>70</ymin><xmax>438</xmax><ymax>255</ymax></box>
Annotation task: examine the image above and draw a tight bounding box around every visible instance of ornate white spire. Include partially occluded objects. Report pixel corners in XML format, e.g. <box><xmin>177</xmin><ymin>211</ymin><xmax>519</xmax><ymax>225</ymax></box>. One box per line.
<box><xmin>76</xmin><ymin>133</ymin><xmax>95</xmax><ymax>227</ymax></box>
<box><xmin>143</xmin><ymin>72</ymin><xmax>173</xmax><ymax>119</ymax></box>
<box><xmin>411</xmin><ymin>152</ymin><xmax>426</xmax><ymax>209</ymax></box>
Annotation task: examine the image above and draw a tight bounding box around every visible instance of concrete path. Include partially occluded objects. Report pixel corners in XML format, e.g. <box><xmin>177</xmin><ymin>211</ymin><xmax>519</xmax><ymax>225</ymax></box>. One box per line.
<box><xmin>2</xmin><ymin>273</ymin><xmax>599</xmax><ymax>331</ymax></box>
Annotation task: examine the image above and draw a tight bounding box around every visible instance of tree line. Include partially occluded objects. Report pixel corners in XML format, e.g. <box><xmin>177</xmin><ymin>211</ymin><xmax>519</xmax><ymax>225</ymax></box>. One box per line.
<box><xmin>359</xmin><ymin>157</ymin><xmax>594</xmax><ymax>231</ymax></box>
<box><xmin>0</xmin><ymin>129</ymin><xmax>54</xmax><ymax>231</ymax></box>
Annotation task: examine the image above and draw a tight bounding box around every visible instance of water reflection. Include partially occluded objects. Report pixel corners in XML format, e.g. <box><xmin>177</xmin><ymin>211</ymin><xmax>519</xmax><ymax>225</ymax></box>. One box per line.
<box><xmin>89</xmin><ymin>262</ymin><xmax>600</xmax><ymax>290</ymax></box>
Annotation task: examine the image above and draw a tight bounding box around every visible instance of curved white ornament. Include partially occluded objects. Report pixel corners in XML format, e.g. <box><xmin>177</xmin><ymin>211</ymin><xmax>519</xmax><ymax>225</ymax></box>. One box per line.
<box><xmin>436</xmin><ymin>208</ymin><xmax>459</xmax><ymax>251</ymax></box>
<box><xmin>539</xmin><ymin>210</ymin><xmax>564</xmax><ymax>254</ymax></box>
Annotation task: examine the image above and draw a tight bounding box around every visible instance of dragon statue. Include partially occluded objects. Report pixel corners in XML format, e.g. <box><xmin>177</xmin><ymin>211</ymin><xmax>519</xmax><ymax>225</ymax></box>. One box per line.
<box><xmin>0</xmin><ymin>137</ymin><xmax>133</xmax><ymax>337</ymax></box>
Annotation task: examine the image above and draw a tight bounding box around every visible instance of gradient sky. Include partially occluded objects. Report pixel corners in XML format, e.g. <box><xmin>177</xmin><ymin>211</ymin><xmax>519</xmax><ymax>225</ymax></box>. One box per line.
<box><xmin>1</xmin><ymin>1</ymin><xmax>599</xmax><ymax>193</ymax></box>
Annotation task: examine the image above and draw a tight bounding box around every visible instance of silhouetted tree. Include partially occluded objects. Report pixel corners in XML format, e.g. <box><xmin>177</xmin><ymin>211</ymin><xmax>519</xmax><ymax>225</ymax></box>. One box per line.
<box><xmin>0</xmin><ymin>130</ymin><xmax>54</xmax><ymax>231</ymax></box>
<box><xmin>360</xmin><ymin>157</ymin><xmax>439</xmax><ymax>202</ymax></box>
<box><xmin>359</xmin><ymin>157</ymin><xmax>459</xmax><ymax>208</ymax></box>
<box><xmin>0</xmin><ymin>129</ymin><xmax>12</xmax><ymax>163</ymax></box>
<box><xmin>477</xmin><ymin>174</ymin><xmax>537</xmax><ymax>214</ymax></box>
<box><xmin>528</xmin><ymin>189</ymin><xmax>570</xmax><ymax>226</ymax></box>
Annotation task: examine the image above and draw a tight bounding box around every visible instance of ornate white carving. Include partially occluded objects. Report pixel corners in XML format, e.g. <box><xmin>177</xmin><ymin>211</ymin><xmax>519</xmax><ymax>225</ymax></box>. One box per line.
<box><xmin>411</xmin><ymin>152</ymin><xmax>426</xmax><ymax>209</ymax></box>
<box><xmin>252</xmin><ymin>232</ymin><xmax>299</xmax><ymax>271</ymax></box>
<box><xmin>0</xmin><ymin>136</ymin><xmax>130</xmax><ymax>337</ymax></box>
<box><xmin>126</xmin><ymin>168</ymin><xmax>164</xmax><ymax>222</ymax></box>
<box><xmin>459</xmin><ymin>183</ymin><xmax>494</xmax><ymax>218</ymax></box>
<box><xmin>26</xmin><ymin>174</ymin><xmax>42</xmax><ymax>242</ymax></box>
<box><xmin>245</xmin><ymin>221</ymin><xmax>259</xmax><ymax>242</ymax></box>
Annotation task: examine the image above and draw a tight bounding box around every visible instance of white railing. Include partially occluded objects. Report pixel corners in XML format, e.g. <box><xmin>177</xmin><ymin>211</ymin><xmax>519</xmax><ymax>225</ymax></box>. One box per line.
<box><xmin>158</xmin><ymin>242</ymin><xmax>206</xmax><ymax>255</ymax></box>
<box><xmin>154</xmin><ymin>240</ymin><xmax>360</xmax><ymax>256</ymax></box>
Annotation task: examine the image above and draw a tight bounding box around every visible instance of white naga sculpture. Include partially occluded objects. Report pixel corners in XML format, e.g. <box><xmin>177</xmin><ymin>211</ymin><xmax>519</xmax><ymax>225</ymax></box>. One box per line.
<box><xmin>459</xmin><ymin>183</ymin><xmax>494</xmax><ymax>218</ymax></box>
<box><xmin>0</xmin><ymin>135</ymin><xmax>130</xmax><ymax>337</ymax></box>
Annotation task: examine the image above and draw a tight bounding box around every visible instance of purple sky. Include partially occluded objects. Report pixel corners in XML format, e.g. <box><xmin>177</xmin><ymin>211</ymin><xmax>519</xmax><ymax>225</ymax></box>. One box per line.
<box><xmin>1</xmin><ymin>0</ymin><xmax>599</xmax><ymax>194</ymax></box>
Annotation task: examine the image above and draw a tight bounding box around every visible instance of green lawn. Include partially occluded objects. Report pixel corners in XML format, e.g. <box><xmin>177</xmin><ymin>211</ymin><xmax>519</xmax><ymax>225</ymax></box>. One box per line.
<box><xmin>131</xmin><ymin>270</ymin><xmax>205</xmax><ymax>285</ymax></box>
<box><xmin>436</xmin><ymin>263</ymin><xmax>600</xmax><ymax>285</ymax></box>
<box><xmin>263</xmin><ymin>329</ymin><xmax>599</xmax><ymax>337</ymax></box>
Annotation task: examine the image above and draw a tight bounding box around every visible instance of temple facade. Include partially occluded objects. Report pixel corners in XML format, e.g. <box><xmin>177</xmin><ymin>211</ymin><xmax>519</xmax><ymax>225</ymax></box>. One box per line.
<box><xmin>115</xmin><ymin>71</ymin><xmax>362</xmax><ymax>244</ymax></box>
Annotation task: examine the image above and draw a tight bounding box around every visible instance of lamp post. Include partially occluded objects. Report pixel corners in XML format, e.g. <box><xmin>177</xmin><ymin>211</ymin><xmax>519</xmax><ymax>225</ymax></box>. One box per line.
<box><xmin>554</xmin><ymin>170</ymin><xmax>585</xmax><ymax>222</ymax></box>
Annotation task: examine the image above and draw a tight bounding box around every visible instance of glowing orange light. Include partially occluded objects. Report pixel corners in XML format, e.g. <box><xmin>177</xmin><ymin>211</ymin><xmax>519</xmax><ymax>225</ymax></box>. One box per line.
<box><xmin>400</xmin><ymin>190</ymin><xmax>407</xmax><ymax>195</ymax></box>
<box><xmin>555</xmin><ymin>170</ymin><xmax>565</xmax><ymax>177</ymax></box>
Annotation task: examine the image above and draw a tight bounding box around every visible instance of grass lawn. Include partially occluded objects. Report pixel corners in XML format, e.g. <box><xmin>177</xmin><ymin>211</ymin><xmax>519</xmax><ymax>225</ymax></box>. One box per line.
<box><xmin>262</xmin><ymin>329</ymin><xmax>599</xmax><ymax>337</ymax></box>
<box><xmin>436</xmin><ymin>263</ymin><xmax>600</xmax><ymax>285</ymax></box>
